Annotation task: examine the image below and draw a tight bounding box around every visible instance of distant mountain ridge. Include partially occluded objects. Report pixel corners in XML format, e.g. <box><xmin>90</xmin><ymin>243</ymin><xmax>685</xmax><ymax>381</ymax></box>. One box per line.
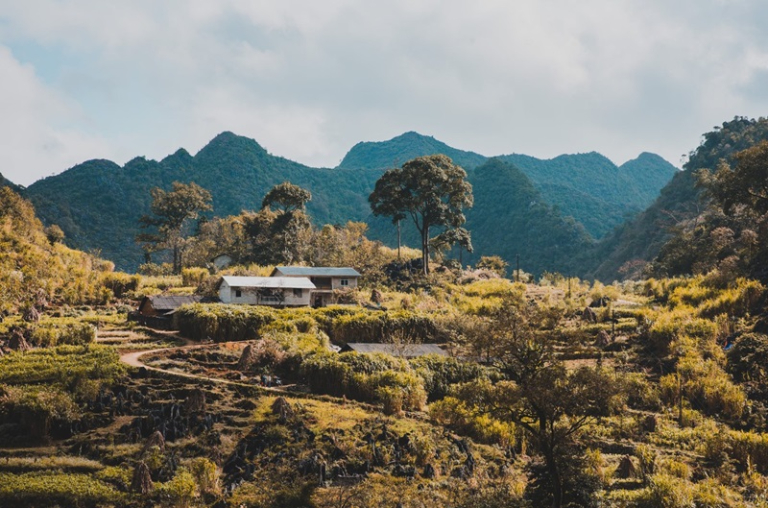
<box><xmin>592</xmin><ymin>116</ymin><xmax>768</xmax><ymax>280</ymax></box>
<box><xmin>340</xmin><ymin>132</ymin><xmax>678</xmax><ymax>239</ymax></box>
<box><xmin>19</xmin><ymin>131</ymin><xmax>677</xmax><ymax>275</ymax></box>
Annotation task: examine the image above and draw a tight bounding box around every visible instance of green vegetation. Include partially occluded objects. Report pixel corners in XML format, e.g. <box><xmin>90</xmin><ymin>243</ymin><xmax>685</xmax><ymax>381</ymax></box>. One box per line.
<box><xmin>22</xmin><ymin>130</ymin><xmax>675</xmax><ymax>275</ymax></box>
<box><xmin>597</xmin><ymin>116</ymin><xmax>768</xmax><ymax>281</ymax></box>
<box><xmin>137</xmin><ymin>181</ymin><xmax>213</xmax><ymax>274</ymax></box>
<box><xmin>7</xmin><ymin>118</ymin><xmax>768</xmax><ymax>507</ymax></box>
<box><xmin>370</xmin><ymin>154</ymin><xmax>473</xmax><ymax>274</ymax></box>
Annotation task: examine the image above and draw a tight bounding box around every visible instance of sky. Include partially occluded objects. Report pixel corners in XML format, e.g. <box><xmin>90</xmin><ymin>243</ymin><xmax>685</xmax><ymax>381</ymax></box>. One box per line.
<box><xmin>0</xmin><ymin>0</ymin><xmax>767</xmax><ymax>186</ymax></box>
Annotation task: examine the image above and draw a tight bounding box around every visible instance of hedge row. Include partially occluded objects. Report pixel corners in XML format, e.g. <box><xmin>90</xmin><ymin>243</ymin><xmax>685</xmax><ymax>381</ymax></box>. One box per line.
<box><xmin>174</xmin><ymin>304</ymin><xmax>441</xmax><ymax>344</ymax></box>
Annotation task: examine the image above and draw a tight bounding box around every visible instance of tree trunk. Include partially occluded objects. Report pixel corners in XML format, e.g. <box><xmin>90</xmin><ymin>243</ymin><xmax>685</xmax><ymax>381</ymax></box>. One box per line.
<box><xmin>422</xmin><ymin>225</ymin><xmax>430</xmax><ymax>275</ymax></box>
<box><xmin>548</xmin><ymin>452</ymin><xmax>563</xmax><ymax>508</ymax></box>
<box><xmin>173</xmin><ymin>243</ymin><xmax>180</xmax><ymax>275</ymax></box>
<box><xmin>397</xmin><ymin>220</ymin><xmax>401</xmax><ymax>261</ymax></box>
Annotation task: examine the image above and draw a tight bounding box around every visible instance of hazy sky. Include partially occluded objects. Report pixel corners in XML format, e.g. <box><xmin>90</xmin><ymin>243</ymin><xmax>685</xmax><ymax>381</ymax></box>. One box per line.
<box><xmin>0</xmin><ymin>0</ymin><xmax>766</xmax><ymax>186</ymax></box>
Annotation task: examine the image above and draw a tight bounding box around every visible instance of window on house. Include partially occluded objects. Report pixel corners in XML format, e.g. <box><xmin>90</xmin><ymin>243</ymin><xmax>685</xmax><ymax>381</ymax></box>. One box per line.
<box><xmin>340</xmin><ymin>279</ymin><xmax>349</xmax><ymax>286</ymax></box>
<box><xmin>261</xmin><ymin>295</ymin><xmax>280</xmax><ymax>304</ymax></box>
<box><xmin>235</xmin><ymin>290</ymin><xmax>242</xmax><ymax>298</ymax></box>
<box><xmin>293</xmin><ymin>288</ymin><xmax>303</xmax><ymax>297</ymax></box>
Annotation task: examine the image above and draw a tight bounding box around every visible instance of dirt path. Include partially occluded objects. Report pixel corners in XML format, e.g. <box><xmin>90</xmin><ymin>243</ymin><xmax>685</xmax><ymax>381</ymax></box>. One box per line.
<box><xmin>119</xmin><ymin>344</ymin><xmax>246</xmax><ymax>386</ymax></box>
<box><xmin>117</xmin><ymin>339</ymin><xmax>294</xmax><ymax>393</ymax></box>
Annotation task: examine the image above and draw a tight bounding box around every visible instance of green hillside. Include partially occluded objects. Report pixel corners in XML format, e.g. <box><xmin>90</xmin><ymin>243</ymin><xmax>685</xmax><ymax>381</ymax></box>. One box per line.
<box><xmin>27</xmin><ymin>133</ymin><xmax>382</xmax><ymax>270</ymax></box>
<box><xmin>338</xmin><ymin>131</ymin><xmax>487</xmax><ymax>171</ymax></box>
<box><xmin>465</xmin><ymin>159</ymin><xmax>594</xmax><ymax>275</ymax></box>
<box><xmin>0</xmin><ymin>172</ymin><xmax>18</xmax><ymax>191</ymax></box>
<box><xmin>499</xmin><ymin>152</ymin><xmax>678</xmax><ymax>238</ymax></box>
<box><xmin>340</xmin><ymin>132</ymin><xmax>677</xmax><ymax>239</ymax></box>
<box><xmin>24</xmin><ymin>130</ymin><xmax>675</xmax><ymax>275</ymax></box>
<box><xmin>592</xmin><ymin>116</ymin><xmax>768</xmax><ymax>281</ymax></box>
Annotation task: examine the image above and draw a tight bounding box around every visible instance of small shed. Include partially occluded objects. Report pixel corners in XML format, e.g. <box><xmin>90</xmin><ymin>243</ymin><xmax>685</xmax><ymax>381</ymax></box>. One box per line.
<box><xmin>341</xmin><ymin>343</ymin><xmax>449</xmax><ymax>359</ymax></box>
<box><xmin>137</xmin><ymin>295</ymin><xmax>202</xmax><ymax>317</ymax></box>
<box><xmin>271</xmin><ymin>266</ymin><xmax>361</xmax><ymax>307</ymax></box>
<box><xmin>211</xmin><ymin>254</ymin><xmax>233</xmax><ymax>270</ymax></box>
<box><xmin>218</xmin><ymin>276</ymin><xmax>315</xmax><ymax>307</ymax></box>
<box><xmin>131</xmin><ymin>294</ymin><xmax>202</xmax><ymax>328</ymax></box>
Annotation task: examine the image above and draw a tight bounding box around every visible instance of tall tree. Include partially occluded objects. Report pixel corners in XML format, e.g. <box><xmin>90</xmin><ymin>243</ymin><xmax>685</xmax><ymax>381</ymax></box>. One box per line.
<box><xmin>136</xmin><ymin>182</ymin><xmax>212</xmax><ymax>274</ymax></box>
<box><xmin>369</xmin><ymin>155</ymin><xmax>473</xmax><ymax>274</ymax></box>
<box><xmin>244</xmin><ymin>183</ymin><xmax>313</xmax><ymax>265</ymax></box>
<box><xmin>261</xmin><ymin>182</ymin><xmax>312</xmax><ymax>213</ymax></box>
<box><xmin>459</xmin><ymin>295</ymin><xmax>621</xmax><ymax>508</ymax></box>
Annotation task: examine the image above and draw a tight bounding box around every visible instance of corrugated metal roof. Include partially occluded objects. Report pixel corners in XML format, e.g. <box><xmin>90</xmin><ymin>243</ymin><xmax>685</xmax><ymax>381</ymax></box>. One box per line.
<box><xmin>343</xmin><ymin>343</ymin><xmax>448</xmax><ymax>358</ymax></box>
<box><xmin>221</xmin><ymin>276</ymin><xmax>315</xmax><ymax>289</ymax></box>
<box><xmin>147</xmin><ymin>295</ymin><xmax>202</xmax><ymax>311</ymax></box>
<box><xmin>273</xmin><ymin>266</ymin><xmax>361</xmax><ymax>277</ymax></box>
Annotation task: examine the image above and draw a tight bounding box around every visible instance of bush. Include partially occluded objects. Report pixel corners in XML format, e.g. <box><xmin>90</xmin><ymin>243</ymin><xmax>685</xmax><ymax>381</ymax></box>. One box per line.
<box><xmin>429</xmin><ymin>396</ymin><xmax>516</xmax><ymax>446</ymax></box>
<box><xmin>100</xmin><ymin>272</ymin><xmax>140</xmax><ymax>299</ymax></box>
<box><xmin>636</xmin><ymin>474</ymin><xmax>695</xmax><ymax>508</ymax></box>
<box><xmin>329</xmin><ymin>309</ymin><xmax>440</xmax><ymax>344</ymax></box>
<box><xmin>157</xmin><ymin>469</ymin><xmax>198</xmax><ymax>508</ymax></box>
<box><xmin>0</xmin><ymin>385</ymin><xmax>79</xmax><ymax>442</ymax></box>
<box><xmin>174</xmin><ymin>303</ymin><xmax>276</xmax><ymax>342</ymax></box>
<box><xmin>410</xmin><ymin>354</ymin><xmax>493</xmax><ymax>401</ymax></box>
<box><xmin>27</xmin><ymin>322</ymin><xmax>96</xmax><ymax>347</ymax></box>
<box><xmin>0</xmin><ymin>472</ymin><xmax>123</xmax><ymax>507</ymax></box>
<box><xmin>301</xmin><ymin>352</ymin><xmax>427</xmax><ymax>412</ymax></box>
<box><xmin>728</xmin><ymin>332</ymin><xmax>768</xmax><ymax>384</ymax></box>
<box><xmin>181</xmin><ymin>267</ymin><xmax>209</xmax><ymax>287</ymax></box>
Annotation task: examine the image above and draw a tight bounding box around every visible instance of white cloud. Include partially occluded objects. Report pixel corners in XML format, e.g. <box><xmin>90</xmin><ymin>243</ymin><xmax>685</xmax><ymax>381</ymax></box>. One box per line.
<box><xmin>0</xmin><ymin>0</ymin><xmax>767</xmax><ymax>184</ymax></box>
<box><xmin>0</xmin><ymin>46</ymin><xmax>111</xmax><ymax>185</ymax></box>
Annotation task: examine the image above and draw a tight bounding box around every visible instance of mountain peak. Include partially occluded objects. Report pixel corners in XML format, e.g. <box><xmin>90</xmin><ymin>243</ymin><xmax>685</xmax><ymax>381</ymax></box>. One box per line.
<box><xmin>338</xmin><ymin>131</ymin><xmax>486</xmax><ymax>170</ymax></box>
<box><xmin>196</xmin><ymin>132</ymin><xmax>267</xmax><ymax>159</ymax></box>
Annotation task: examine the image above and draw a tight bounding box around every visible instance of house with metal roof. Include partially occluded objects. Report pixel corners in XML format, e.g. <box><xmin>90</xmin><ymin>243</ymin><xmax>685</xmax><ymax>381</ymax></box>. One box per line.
<box><xmin>130</xmin><ymin>294</ymin><xmax>203</xmax><ymax>329</ymax></box>
<box><xmin>270</xmin><ymin>266</ymin><xmax>361</xmax><ymax>307</ymax></box>
<box><xmin>137</xmin><ymin>295</ymin><xmax>203</xmax><ymax>317</ymax></box>
<box><xmin>341</xmin><ymin>343</ymin><xmax>448</xmax><ymax>358</ymax></box>
<box><xmin>217</xmin><ymin>276</ymin><xmax>315</xmax><ymax>307</ymax></box>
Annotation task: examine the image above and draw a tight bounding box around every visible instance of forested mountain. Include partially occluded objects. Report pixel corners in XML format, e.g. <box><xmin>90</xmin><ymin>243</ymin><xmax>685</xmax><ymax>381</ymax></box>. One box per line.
<box><xmin>593</xmin><ymin>116</ymin><xmax>768</xmax><ymax>281</ymax></box>
<box><xmin>499</xmin><ymin>151</ymin><xmax>678</xmax><ymax>238</ymax></box>
<box><xmin>22</xmin><ymin>131</ymin><xmax>675</xmax><ymax>274</ymax></box>
<box><xmin>0</xmin><ymin>172</ymin><xmax>18</xmax><ymax>191</ymax></box>
<box><xmin>465</xmin><ymin>159</ymin><xmax>594</xmax><ymax>275</ymax></box>
<box><xmin>338</xmin><ymin>131</ymin><xmax>487</xmax><ymax>171</ymax></box>
<box><xmin>25</xmin><ymin>133</ymin><xmax>382</xmax><ymax>269</ymax></box>
<box><xmin>339</xmin><ymin>132</ymin><xmax>677</xmax><ymax>239</ymax></box>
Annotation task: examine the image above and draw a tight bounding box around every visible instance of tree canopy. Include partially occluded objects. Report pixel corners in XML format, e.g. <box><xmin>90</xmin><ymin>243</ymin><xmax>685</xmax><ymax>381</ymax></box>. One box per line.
<box><xmin>369</xmin><ymin>154</ymin><xmax>473</xmax><ymax>274</ymax></box>
<box><xmin>136</xmin><ymin>181</ymin><xmax>212</xmax><ymax>274</ymax></box>
<box><xmin>261</xmin><ymin>182</ymin><xmax>312</xmax><ymax>213</ymax></box>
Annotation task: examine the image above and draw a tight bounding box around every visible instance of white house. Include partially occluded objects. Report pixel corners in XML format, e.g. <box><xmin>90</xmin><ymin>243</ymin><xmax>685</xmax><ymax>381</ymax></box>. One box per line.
<box><xmin>270</xmin><ymin>267</ymin><xmax>361</xmax><ymax>307</ymax></box>
<box><xmin>217</xmin><ymin>276</ymin><xmax>315</xmax><ymax>307</ymax></box>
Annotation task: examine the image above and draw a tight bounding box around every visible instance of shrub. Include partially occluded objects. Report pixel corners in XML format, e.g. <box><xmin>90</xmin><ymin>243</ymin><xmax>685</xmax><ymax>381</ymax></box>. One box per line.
<box><xmin>100</xmin><ymin>272</ymin><xmax>140</xmax><ymax>299</ymax></box>
<box><xmin>157</xmin><ymin>469</ymin><xmax>198</xmax><ymax>508</ymax></box>
<box><xmin>429</xmin><ymin>396</ymin><xmax>516</xmax><ymax>446</ymax></box>
<box><xmin>174</xmin><ymin>303</ymin><xmax>276</xmax><ymax>342</ymax></box>
<box><xmin>0</xmin><ymin>385</ymin><xmax>79</xmax><ymax>442</ymax></box>
<box><xmin>0</xmin><ymin>472</ymin><xmax>123</xmax><ymax>507</ymax></box>
<box><xmin>727</xmin><ymin>332</ymin><xmax>768</xmax><ymax>384</ymax></box>
<box><xmin>636</xmin><ymin>474</ymin><xmax>695</xmax><ymax>508</ymax></box>
<box><xmin>410</xmin><ymin>354</ymin><xmax>493</xmax><ymax>401</ymax></box>
<box><xmin>329</xmin><ymin>309</ymin><xmax>440</xmax><ymax>343</ymax></box>
<box><xmin>181</xmin><ymin>267</ymin><xmax>209</xmax><ymax>287</ymax></box>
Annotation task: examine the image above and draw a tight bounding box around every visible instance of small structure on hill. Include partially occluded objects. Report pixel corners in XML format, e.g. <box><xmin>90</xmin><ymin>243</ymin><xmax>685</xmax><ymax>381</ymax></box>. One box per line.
<box><xmin>341</xmin><ymin>343</ymin><xmax>448</xmax><ymax>359</ymax></box>
<box><xmin>130</xmin><ymin>294</ymin><xmax>202</xmax><ymax>329</ymax></box>
<box><xmin>211</xmin><ymin>254</ymin><xmax>233</xmax><ymax>270</ymax></box>
<box><xmin>217</xmin><ymin>276</ymin><xmax>315</xmax><ymax>307</ymax></box>
<box><xmin>271</xmin><ymin>266</ymin><xmax>361</xmax><ymax>307</ymax></box>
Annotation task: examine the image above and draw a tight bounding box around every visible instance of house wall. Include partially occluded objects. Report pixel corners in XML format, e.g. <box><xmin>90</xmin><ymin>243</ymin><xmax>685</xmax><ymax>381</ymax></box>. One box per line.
<box><xmin>219</xmin><ymin>281</ymin><xmax>311</xmax><ymax>306</ymax></box>
<box><xmin>331</xmin><ymin>276</ymin><xmax>358</xmax><ymax>290</ymax></box>
<box><xmin>138</xmin><ymin>301</ymin><xmax>160</xmax><ymax>317</ymax></box>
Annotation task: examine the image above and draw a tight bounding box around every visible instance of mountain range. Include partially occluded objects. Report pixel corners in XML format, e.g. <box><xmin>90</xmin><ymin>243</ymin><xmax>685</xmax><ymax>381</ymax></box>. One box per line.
<box><xmin>0</xmin><ymin>131</ymin><xmax>679</xmax><ymax>277</ymax></box>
